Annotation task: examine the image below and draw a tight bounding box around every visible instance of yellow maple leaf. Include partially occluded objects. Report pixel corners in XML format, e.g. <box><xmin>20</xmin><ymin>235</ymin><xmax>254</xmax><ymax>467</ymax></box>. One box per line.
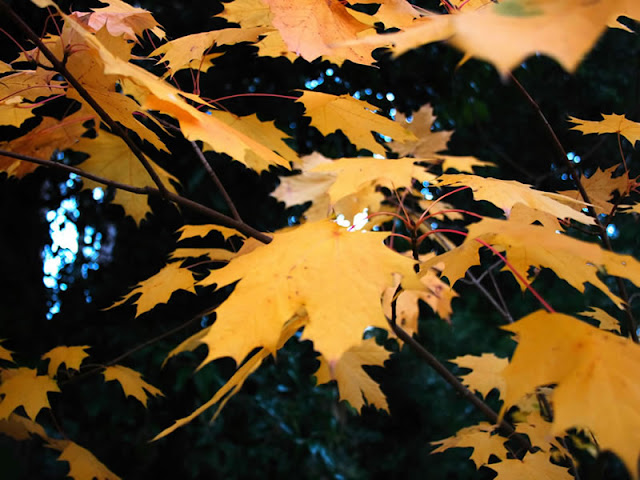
<box><xmin>78</xmin><ymin>0</ymin><xmax>164</xmax><ymax>41</ymax></box>
<box><xmin>578</xmin><ymin>307</ymin><xmax>621</xmax><ymax>334</ymax></box>
<box><xmin>110</xmin><ymin>261</ymin><xmax>196</xmax><ymax>317</ymax></box>
<box><xmin>434</xmin><ymin>174</ymin><xmax>594</xmax><ymax>224</ymax></box>
<box><xmin>177</xmin><ymin>224</ymin><xmax>246</xmax><ymax>242</ymax></box>
<box><xmin>431</xmin><ymin>422</ymin><xmax>508</xmax><ymax>468</ymax></box>
<box><xmin>102</xmin><ymin>365</ymin><xmax>163</xmax><ymax>407</ymax></box>
<box><xmin>428</xmin><ymin>217</ymin><xmax>640</xmax><ymax>308</ymax></box>
<box><xmin>150</xmin><ymin>28</ymin><xmax>267</xmax><ymax>77</ymax></box>
<box><xmin>569</xmin><ymin>113</ymin><xmax>640</xmax><ymax>147</ymax></box>
<box><xmin>382</xmin><ymin>270</ymin><xmax>455</xmax><ymax>335</ymax></box>
<box><xmin>450</xmin><ymin>353</ymin><xmax>508</xmax><ymax>400</ymax></box>
<box><xmin>502</xmin><ymin>311</ymin><xmax>640</xmax><ymax>478</ymax></box>
<box><xmin>559</xmin><ymin>165</ymin><xmax>629</xmax><ymax>216</ymax></box>
<box><xmin>488</xmin><ymin>450</ymin><xmax>572</xmax><ymax>480</ymax></box>
<box><xmin>0</xmin><ymin>367</ymin><xmax>59</xmax><ymax>420</ymax></box>
<box><xmin>263</xmin><ymin>0</ymin><xmax>376</xmax><ymax>64</ymax></box>
<box><xmin>297</xmin><ymin>91</ymin><xmax>416</xmax><ymax>155</ymax></box>
<box><xmin>206</xmin><ymin>111</ymin><xmax>299</xmax><ymax>165</ymax></box>
<box><xmin>315</xmin><ymin>338</ymin><xmax>391</xmax><ymax>412</ymax></box>
<box><xmin>45</xmin><ymin>9</ymin><xmax>289</xmax><ymax>171</ymax></box>
<box><xmin>218</xmin><ymin>0</ymin><xmax>272</xmax><ymax>28</ymax></box>
<box><xmin>73</xmin><ymin>131</ymin><xmax>179</xmax><ymax>224</ymax></box>
<box><xmin>175</xmin><ymin>220</ymin><xmax>421</xmax><ymax>370</ymax></box>
<box><xmin>54</xmin><ymin>440</ymin><xmax>121</xmax><ymax>480</ymax></box>
<box><xmin>0</xmin><ymin>112</ymin><xmax>91</xmax><ymax>178</ymax></box>
<box><xmin>42</xmin><ymin>346</ymin><xmax>90</xmax><ymax>378</ymax></box>
<box><xmin>389</xmin><ymin>104</ymin><xmax>452</xmax><ymax>157</ymax></box>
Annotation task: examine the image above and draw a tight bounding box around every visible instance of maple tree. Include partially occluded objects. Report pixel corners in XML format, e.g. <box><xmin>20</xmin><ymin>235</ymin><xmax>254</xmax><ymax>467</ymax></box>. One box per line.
<box><xmin>0</xmin><ymin>0</ymin><xmax>640</xmax><ymax>478</ymax></box>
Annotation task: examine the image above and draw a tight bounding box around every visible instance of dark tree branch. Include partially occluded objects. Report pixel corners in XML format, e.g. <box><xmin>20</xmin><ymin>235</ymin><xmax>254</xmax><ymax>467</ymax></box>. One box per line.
<box><xmin>189</xmin><ymin>141</ymin><xmax>242</xmax><ymax>222</ymax></box>
<box><xmin>0</xmin><ymin>149</ymin><xmax>272</xmax><ymax>244</ymax></box>
<box><xmin>388</xmin><ymin>289</ymin><xmax>531</xmax><ymax>452</ymax></box>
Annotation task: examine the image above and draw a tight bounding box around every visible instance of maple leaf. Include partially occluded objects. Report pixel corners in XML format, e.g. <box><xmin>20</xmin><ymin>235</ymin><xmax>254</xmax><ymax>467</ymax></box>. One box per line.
<box><xmin>431</xmin><ymin>422</ymin><xmax>508</xmax><ymax>468</ymax></box>
<box><xmin>569</xmin><ymin>113</ymin><xmax>640</xmax><ymax>146</ymax></box>
<box><xmin>315</xmin><ymin>338</ymin><xmax>390</xmax><ymax>412</ymax></box>
<box><xmin>110</xmin><ymin>261</ymin><xmax>196</xmax><ymax>317</ymax></box>
<box><xmin>54</xmin><ymin>440</ymin><xmax>121</xmax><ymax>480</ymax></box>
<box><xmin>0</xmin><ymin>413</ymin><xmax>48</xmax><ymax>442</ymax></box>
<box><xmin>218</xmin><ymin>0</ymin><xmax>272</xmax><ymax>28</ymax></box>
<box><xmin>382</xmin><ymin>269</ymin><xmax>456</xmax><ymax>335</ymax></box>
<box><xmin>172</xmin><ymin>220</ymin><xmax>422</xmax><ymax>370</ymax></box>
<box><xmin>74</xmin><ymin>0</ymin><xmax>164</xmax><ymax>41</ymax></box>
<box><xmin>206</xmin><ymin>111</ymin><xmax>299</xmax><ymax>165</ymax></box>
<box><xmin>297</xmin><ymin>91</ymin><xmax>416</xmax><ymax>156</ymax></box>
<box><xmin>150</xmin><ymin>28</ymin><xmax>267</xmax><ymax>77</ymax></box>
<box><xmin>273</xmin><ymin>152</ymin><xmax>437</xmax><ymax>221</ymax></box>
<box><xmin>450</xmin><ymin>353</ymin><xmax>508</xmax><ymax>400</ymax></box>
<box><xmin>488</xmin><ymin>450</ymin><xmax>572</xmax><ymax>480</ymax></box>
<box><xmin>102</xmin><ymin>365</ymin><xmax>163</xmax><ymax>407</ymax></box>
<box><xmin>389</xmin><ymin>104</ymin><xmax>452</xmax><ymax>157</ymax></box>
<box><xmin>501</xmin><ymin>311</ymin><xmax>640</xmax><ymax>477</ymax></box>
<box><xmin>514</xmin><ymin>410</ymin><xmax>569</xmax><ymax>456</ymax></box>
<box><xmin>0</xmin><ymin>112</ymin><xmax>91</xmax><ymax>178</ymax></box>
<box><xmin>263</xmin><ymin>0</ymin><xmax>376</xmax><ymax>64</ymax></box>
<box><xmin>558</xmin><ymin>165</ymin><xmax>629</xmax><ymax>216</ymax></box>
<box><xmin>44</xmin><ymin>9</ymin><xmax>290</xmax><ymax>171</ymax></box>
<box><xmin>578</xmin><ymin>307</ymin><xmax>621</xmax><ymax>334</ymax></box>
<box><xmin>433</xmin><ymin>174</ymin><xmax>594</xmax><ymax>224</ymax></box>
<box><xmin>177</xmin><ymin>224</ymin><xmax>246</xmax><ymax>242</ymax></box>
<box><xmin>42</xmin><ymin>346</ymin><xmax>90</xmax><ymax>378</ymax></box>
<box><xmin>73</xmin><ymin>131</ymin><xmax>179</xmax><ymax>224</ymax></box>
<box><xmin>426</xmin><ymin>217</ymin><xmax>640</xmax><ymax>308</ymax></box>
<box><xmin>0</xmin><ymin>367</ymin><xmax>59</xmax><ymax>420</ymax></box>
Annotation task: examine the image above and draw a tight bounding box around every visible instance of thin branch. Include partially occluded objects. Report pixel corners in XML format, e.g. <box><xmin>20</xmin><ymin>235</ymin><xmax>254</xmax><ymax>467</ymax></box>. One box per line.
<box><xmin>62</xmin><ymin>307</ymin><xmax>212</xmax><ymax>386</ymax></box>
<box><xmin>190</xmin><ymin>141</ymin><xmax>242</xmax><ymax>222</ymax></box>
<box><xmin>0</xmin><ymin>0</ymin><xmax>169</xmax><ymax>197</ymax></box>
<box><xmin>488</xmin><ymin>269</ymin><xmax>512</xmax><ymax>322</ymax></box>
<box><xmin>462</xmin><ymin>271</ymin><xmax>514</xmax><ymax>323</ymax></box>
<box><xmin>509</xmin><ymin>73</ymin><xmax>638</xmax><ymax>342</ymax></box>
<box><xmin>388</xmin><ymin>290</ymin><xmax>531</xmax><ymax>451</ymax></box>
<box><xmin>0</xmin><ymin>149</ymin><xmax>272</xmax><ymax>244</ymax></box>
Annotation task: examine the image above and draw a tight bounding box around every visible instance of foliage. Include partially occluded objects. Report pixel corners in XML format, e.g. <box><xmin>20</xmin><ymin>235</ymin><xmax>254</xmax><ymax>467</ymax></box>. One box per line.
<box><xmin>0</xmin><ymin>0</ymin><xmax>640</xmax><ymax>479</ymax></box>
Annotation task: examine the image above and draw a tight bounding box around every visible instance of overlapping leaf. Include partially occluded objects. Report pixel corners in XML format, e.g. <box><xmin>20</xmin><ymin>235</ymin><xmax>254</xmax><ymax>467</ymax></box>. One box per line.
<box><xmin>501</xmin><ymin>311</ymin><xmax>640</xmax><ymax>478</ymax></box>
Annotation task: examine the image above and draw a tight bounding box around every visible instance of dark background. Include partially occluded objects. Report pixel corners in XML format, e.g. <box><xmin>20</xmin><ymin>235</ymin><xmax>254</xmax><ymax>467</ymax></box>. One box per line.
<box><xmin>1</xmin><ymin>1</ymin><xmax>640</xmax><ymax>478</ymax></box>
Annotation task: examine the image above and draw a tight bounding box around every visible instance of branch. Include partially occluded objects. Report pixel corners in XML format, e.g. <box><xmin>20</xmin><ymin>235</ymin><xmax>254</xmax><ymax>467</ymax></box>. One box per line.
<box><xmin>388</xmin><ymin>291</ymin><xmax>531</xmax><ymax>452</ymax></box>
<box><xmin>509</xmin><ymin>73</ymin><xmax>638</xmax><ymax>342</ymax></box>
<box><xmin>189</xmin><ymin>141</ymin><xmax>242</xmax><ymax>222</ymax></box>
<box><xmin>61</xmin><ymin>307</ymin><xmax>213</xmax><ymax>386</ymax></box>
<box><xmin>0</xmin><ymin>149</ymin><xmax>273</xmax><ymax>244</ymax></box>
<box><xmin>0</xmin><ymin>1</ymin><xmax>169</xmax><ymax>197</ymax></box>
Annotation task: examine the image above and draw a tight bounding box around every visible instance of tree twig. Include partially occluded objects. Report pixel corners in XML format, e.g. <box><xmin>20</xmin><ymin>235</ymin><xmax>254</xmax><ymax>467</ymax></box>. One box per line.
<box><xmin>509</xmin><ymin>72</ymin><xmax>638</xmax><ymax>342</ymax></box>
<box><xmin>388</xmin><ymin>289</ymin><xmax>531</xmax><ymax>451</ymax></box>
<box><xmin>62</xmin><ymin>307</ymin><xmax>213</xmax><ymax>386</ymax></box>
<box><xmin>190</xmin><ymin>141</ymin><xmax>242</xmax><ymax>222</ymax></box>
<box><xmin>0</xmin><ymin>0</ymin><xmax>170</xmax><ymax>197</ymax></box>
<box><xmin>0</xmin><ymin>149</ymin><xmax>272</xmax><ymax>244</ymax></box>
